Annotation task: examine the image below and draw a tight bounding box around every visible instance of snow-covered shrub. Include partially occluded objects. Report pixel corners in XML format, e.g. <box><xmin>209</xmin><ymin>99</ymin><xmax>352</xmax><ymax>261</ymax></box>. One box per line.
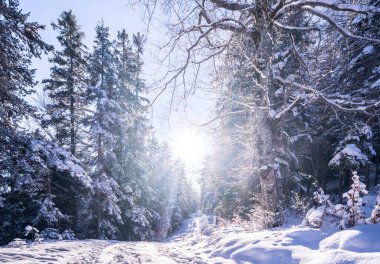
<box><xmin>303</xmin><ymin>188</ymin><xmax>331</xmax><ymax>228</ymax></box>
<box><xmin>324</xmin><ymin>171</ymin><xmax>369</xmax><ymax>229</ymax></box>
<box><xmin>39</xmin><ymin>228</ymin><xmax>75</xmax><ymax>240</ymax></box>
<box><xmin>328</xmin><ymin>204</ymin><xmax>348</xmax><ymax>229</ymax></box>
<box><xmin>366</xmin><ymin>195</ymin><xmax>380</xmax><ymax>224</ymax></box>
<box><xmin>303</xmin><ymin>174</ymin><xmax>369</xmax><ymax>230</ymax></box>
<box><xmin>248</xmin><ymin>198</ymin><xmax>283</xmax><ymax>230</ymax></box>
<box><xmin>25</xmin><ymin>225</ymin><xmax>39</xmax><ymax>238</ymax></box>
<box><xmin>62</xmin><ymin>229</ymin><xmax>76</xmax><ymax>240</ymax></box>
<box><xmin>41</xmin><ymin>228</ymin><xmax>62</xmax><ymax>240</ymax></box>
<box><xmin>290</xmin><ymin>191</ymin><xmax>310</xmax><ymax>217</ymax></box>
<box><xmin>25</xmin><ymin>225</ymin><xmax>43</xmax><ymax>244</ymax></box>
<box><xmin>342</xmin><ymin>171</ymin><xmax>368</xmax><ymax>227</ymax></box>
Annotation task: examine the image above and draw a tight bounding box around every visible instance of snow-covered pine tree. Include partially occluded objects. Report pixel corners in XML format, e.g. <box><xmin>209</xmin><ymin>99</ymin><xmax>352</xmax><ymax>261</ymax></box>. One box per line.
<box><xmin>329</xmin><ymin>122</ymin><xmax>375</xmax><ymax>171</ymax></box>
<box><xmin>112</xmin><ymin>29</ymin><xmax>158</xmax><ymax>241</ymax></box>
<box><xmin>366</xmin><ymin>195</ymin><xmax>380</xmax><ymax>224</ymax></box>
<box><xmin>0</xmin><ymin>134</ymin><xmax>92</xmax><ymax>245</ymax></box>
<box><xmin>0</xmin><ymin>0</ymin><xmax>51</xmax><ymax>130</ymax></box>
<box><xmin>315</xmin><ymin>0</ymin><xmax>380</xmax><ymax>192</ymax></box>
<box><xmin>112</xmin><ymin>29</ymin><xmax>148</xmax><ymax>188</ymax></box>
<box><xmin>343</xmin><ymin>171</ymin><xmax>368</xmax><ymax>227</ymax></box>
<box><xmin>0</xmin><ymin>0</ymin><xmax>51</xmax><ymax>168</ymax></box>
<box><xmin>42</xmin><ymin>10</ymin><xmax>88</xmax><ymax>156</ymax></box>
<box><xmin>28</xmin><ymin>138</ymin><xmax>92</xmax><ymax>229</ymax></box>
<box><xmin>143</xmin><ymin>141</ymin><xmax>172</xmax><ymax>240</ymax></box>
<box><xmin>84</xmin><ymin>21</ymin><xmax>123</xmax><ymax>239</ymax></box>
<box><xmin>0</xmin><ymin>0</ymin><xmax>52</xmax><ymax>245</ymax></box>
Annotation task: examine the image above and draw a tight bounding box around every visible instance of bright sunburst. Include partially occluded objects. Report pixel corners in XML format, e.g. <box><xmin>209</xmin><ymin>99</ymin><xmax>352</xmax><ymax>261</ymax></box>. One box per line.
<box><xmin>171</xmin><ymin>129</ymin><xmax>207</xmax><ymax>163</ymax></box>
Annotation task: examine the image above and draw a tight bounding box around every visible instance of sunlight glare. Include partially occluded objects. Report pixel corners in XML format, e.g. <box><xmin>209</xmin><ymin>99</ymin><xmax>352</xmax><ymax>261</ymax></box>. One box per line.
<box><xmin>171</xmin><ymin>129</ymin><xmax>207</xmax><ymax>163</ymax></box>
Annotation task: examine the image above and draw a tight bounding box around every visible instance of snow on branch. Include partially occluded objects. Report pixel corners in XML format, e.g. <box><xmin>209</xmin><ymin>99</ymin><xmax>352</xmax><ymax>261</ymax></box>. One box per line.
<box><xmin>302</xmin><ymin>6</ymin><xmax>380</xmax><ymax>43</ymax></box>
<box><xmin>273</xmin><ymin>21</ymin><xmax>320</xmax><ymax>32</ymax></box>
<box><xmin>273</xmin><ymin>76</ymin><xmax>380</xmax><ymax>115</ymax></box>
<box><xmin>270</xmin><ymin>95</ymin><xmax>303</xmax><ymax>120</ymax></box>
<box><xmin>199</xmin><ymin>5</ymin><xmax>248</xmax><ymax>34</ymax></box>
<box><xmin>274</xmin><ymin>0</ymin><xmax>380</xmax><ymax>18</ymax></box>
<box><xmin>209</xmin><ymin>0</ymin><xmax>255</xmax><ymax>11</ymax></box>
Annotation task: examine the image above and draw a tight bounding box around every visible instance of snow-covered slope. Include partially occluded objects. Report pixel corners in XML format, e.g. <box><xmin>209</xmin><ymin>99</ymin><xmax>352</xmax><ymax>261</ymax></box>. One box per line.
<box><xmin>1</xmin><ymin>214</ymin><xmax>380</xmax><ymax>263</ymax></box>
<box><xmin>181</xmin><ymin>218</ymin><xmax>380</xmax><ymax>263</ymax></box>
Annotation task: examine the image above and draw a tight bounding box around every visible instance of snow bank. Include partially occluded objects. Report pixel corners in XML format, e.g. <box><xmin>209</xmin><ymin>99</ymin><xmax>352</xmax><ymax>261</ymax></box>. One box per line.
<box><xmin>320</xmin><ymin>225</ymin><xmax>380</xmax><ymax>252</ymax></box>
<box><xmin>192</xmin><ymin>224</ymin><xmax>380</xmax><ymax>264</ymax></box>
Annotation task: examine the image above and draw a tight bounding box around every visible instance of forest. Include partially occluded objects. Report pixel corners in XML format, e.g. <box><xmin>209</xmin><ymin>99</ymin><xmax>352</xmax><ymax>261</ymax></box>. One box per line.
<box><xmin>0</xmin><ymin>2</ymin><xmax>196</xmax><ymax>245</ymax></box>
<box><xmin>0</xmin><ymin>0</ymin><xmax>380</xmax><ymax>262</ymax></box>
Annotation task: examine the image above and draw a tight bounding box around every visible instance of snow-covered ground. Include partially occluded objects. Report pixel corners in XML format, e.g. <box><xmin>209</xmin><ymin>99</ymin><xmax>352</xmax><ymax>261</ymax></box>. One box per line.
<box><xmin>1</xmin><ymin>217</ymin><xmax>380</xmax><ymax>263</ymax></box>
<box><xmin>1</xmin><ymin>210</ymin><xmax>380</xmax><ymax>263</ymax></box>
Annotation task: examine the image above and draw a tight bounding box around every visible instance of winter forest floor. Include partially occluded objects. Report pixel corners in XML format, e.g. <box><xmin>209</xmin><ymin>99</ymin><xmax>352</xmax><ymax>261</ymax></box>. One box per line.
<box><xmin>1</xmin><ymin>212</ymin><xmax>380</xmax><ymax>264</ymax></box>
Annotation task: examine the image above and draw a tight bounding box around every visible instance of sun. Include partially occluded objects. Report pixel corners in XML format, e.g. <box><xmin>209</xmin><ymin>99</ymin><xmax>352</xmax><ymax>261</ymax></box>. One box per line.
<box><xmin>171</xmin><ymin>129</ymin><xmax>207</xmax><ymax>163</ymax></box>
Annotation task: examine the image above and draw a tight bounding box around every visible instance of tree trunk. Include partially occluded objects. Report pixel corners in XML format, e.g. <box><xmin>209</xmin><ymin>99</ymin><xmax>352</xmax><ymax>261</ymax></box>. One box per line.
<box><xmin>345</xmin><ymin>169</ymin><xmax>350</xmax><ymax>189</ymax></box>
<box><xmin>254</xmin><ymin>17</ymin><xmax>278</xmax><ymax>202</ymax></box>
<box><xmin>339</xmin><ymin>171</ymin><xmax>343</xmax><ymax>203</ymax></box>
<box><xmin>69</xmin><ymin>33</ymin><xmax>76</xmax><ymax>156</ymax></box>
<box><xmin>365</xmin><ymin>163</ymin><xmax>370</xmax><ymax>188</ymax></box>
<box><xmin>69</xmin><ymin>80</ymin><xmax>75</xmax><ymax>156</ymax></box>
<box><xmin>97</xmin><ymin>134</ymin><xmax>103</xmax><ymax>169</ymax></box>
<box><xmin>375</xmin><ymin>148</ymin><xmax>379</xmax><ymax>186</ymax></box>
<box><xmin>47</xmin><ymin>172</ymin><xmax>51</xmax><ymax>196</ymax></box>
<box><xmin>258</xmin><ymin>116</ymin><xmax>276</xmax><ymax>199</ymax></box>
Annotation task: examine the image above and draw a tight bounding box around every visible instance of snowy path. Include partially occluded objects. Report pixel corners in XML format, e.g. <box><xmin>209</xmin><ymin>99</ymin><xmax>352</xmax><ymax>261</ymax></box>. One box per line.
<box><xmin>0</xmin><ymin>239</ymin><xmax>205</xmax><ymax>264</ymax></box>
<box><xmin>1</xmin><ymin>215</ymin><xmax>380</xmax><ymax>264</ymax></box>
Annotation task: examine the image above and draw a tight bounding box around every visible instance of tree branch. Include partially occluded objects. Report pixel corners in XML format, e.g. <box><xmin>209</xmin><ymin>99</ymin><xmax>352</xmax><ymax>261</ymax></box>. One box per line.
<box><xmin>209</xmin><ymin>0</ymin><xmax>255</xmax><ymax>11</ymax></box>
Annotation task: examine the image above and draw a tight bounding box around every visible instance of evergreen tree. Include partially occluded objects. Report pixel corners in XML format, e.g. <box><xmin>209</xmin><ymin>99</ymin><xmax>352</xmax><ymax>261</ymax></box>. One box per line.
<box><xmin>342</xmin><ymin>171</ymin><xmax>368</xmax><ymax>227</ymax></box>
<box><xmin>0</xmin><ymin>0</ymin><xmax>51</xmax><ymax>245</ymax></box>
<box><xmin>84</xmin><ymin>21</ymin><xmax>123</xmax><ymax>239</ymax></box>
<box><xmin>42</xmin><ymin>10</ymin><xmax>88</xmax><ymax>156</ymax></box>
<box><xmin>366</xmin><ymin>195</ymin><xmax>380</xmax><ymax>224</ymax></box>
<box><xmin>113</xmin><ymin>29</ymin><xmax>157</xmax><ymax>241</ymax></box>
<box><xmin>0</xmin><ymin>0</ymin><xmax>51</xmax><ymax>129</ymax></box>
<box><xmin>0</xmin><ymin>133</ymin><xmax>92</xmax><ymax>245</ymax></box>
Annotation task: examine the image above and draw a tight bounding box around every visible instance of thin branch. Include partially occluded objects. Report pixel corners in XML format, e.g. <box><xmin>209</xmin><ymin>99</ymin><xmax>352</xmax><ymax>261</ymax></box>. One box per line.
<box><xmin>275</xmin><ymin>0</ymin><xmax>380</xmax><ymax>18</ymax></box>
<box><xmin>302</xmin><ymin>6</ymin><xmax>380</xmax><ymax>43</ymax></box>
<box><xmin>209</xmin><ymin>0</ymin><xmax>255</xmax><ymax>11</ymax></box>
<box><xmin>273</xmin><ymin>76</ymin><xmax>379</xmax><ymax>115</ymax></box>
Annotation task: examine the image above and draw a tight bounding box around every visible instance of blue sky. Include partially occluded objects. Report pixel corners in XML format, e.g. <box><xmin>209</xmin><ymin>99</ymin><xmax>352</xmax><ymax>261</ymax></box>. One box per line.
<box><xmin>19</xmin><ymin>0</ymin><xmax>215</xmax><ymax>186</ymax></box>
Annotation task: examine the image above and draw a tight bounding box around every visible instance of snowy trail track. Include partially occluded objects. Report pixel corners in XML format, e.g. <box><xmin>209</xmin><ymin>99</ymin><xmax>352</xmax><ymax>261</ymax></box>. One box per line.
<box><xmin>0</xmin><ymin>239</ymin><xmax>206</xmax><ymax>264</ymax></box>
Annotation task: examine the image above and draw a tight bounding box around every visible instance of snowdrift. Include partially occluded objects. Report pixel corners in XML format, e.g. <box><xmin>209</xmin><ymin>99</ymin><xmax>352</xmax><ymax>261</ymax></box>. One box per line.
<box><xmin>187</xmin><ymin>222</ymin><xmax>380</xmax><ymax>264</ymax></box>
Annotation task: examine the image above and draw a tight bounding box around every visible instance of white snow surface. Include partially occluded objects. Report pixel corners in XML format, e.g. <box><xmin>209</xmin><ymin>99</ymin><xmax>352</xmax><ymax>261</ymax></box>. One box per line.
<box><xmin>1</xmin><ymin>214</ymin><xmax>380</xmax><ymax>263</ymax></box>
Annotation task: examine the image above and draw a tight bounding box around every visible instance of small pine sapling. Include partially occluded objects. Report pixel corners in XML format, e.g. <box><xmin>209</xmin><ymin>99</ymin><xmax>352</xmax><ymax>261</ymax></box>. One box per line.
<box><xmin>343</xmin><ymin>171</ymin><xmax>368</xmax><ymax>227</ymax></box>
<box><xmin>366</xmin><ymin>195</ymin><xmax>380</xmax><ymax>224</ymax></box>
<box><xmin>328</xmin><ymin>204</ymin><xmax>348</xmax><ymax>229</ymax></box>
<box><xmin>303</xmin><ymin>188</ymin><xmax>331</xmax><ymax>228</ymax></box>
